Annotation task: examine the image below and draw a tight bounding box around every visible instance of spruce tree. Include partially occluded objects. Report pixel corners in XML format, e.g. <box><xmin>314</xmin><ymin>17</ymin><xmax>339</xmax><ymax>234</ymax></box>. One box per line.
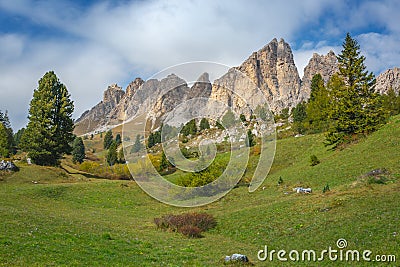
<box><xmin>0</xmin><ymin>124</ymin><xmax>10</xmax><ymax>157</ymax></box>
<box><xmin>381</xmin><ymin>88</ymin><xmax>400</xmax><ymax>117</ymax></box>
<box><xmin>115</xmin><ymin>133</ymin><xmax>122</xmax><ymax>146</ymax></box>
<box><xmin>292</xmin><ymin>102</ymin><xmax>307</xmax><ymax>134</ymax></box>
<box><xmin>103</xmin><ymin>130</ymin><xmax>113</xmax><ymax>149</ymax></box>
<box><xmin>21</xmin><ymin>71</ymin><xmax>74</xmax><ymax>165</ymax></box>
<box><xmin>106</xmin><ymin>141</ymin><xmax>118</xmax><ymax>166</ymax></box>
<box><xmin>159</xmin><ymin>151</ymin><xmax>169</xmax><ymax>172</ymax></box>
<box><xmin>326</xmin><ymin>33</ymin><xmax>385</xmax><ymax>147</ymax></box>
<box><xmin>13</xmin><ymin>128</ymin><xmax>25</xmax><ymax>149</ymax></box>
<box><xmin>181</xmin><ymin>119</ymin><xmax>197</xmax><ymax>136</ymax></box>
<box><xmin>131</xmin><ymin>134</ymin><xmax>142</xmax><ymax>153</ymax></box>
<box><xmin>199</xmin><ymin>118</ymin><xmax>210</xmax><ymax>131</ymax></box>
<box><xmin>0</xmin><ymin>110</ymin><xmax>13</xmax><ymax>155</ymax></box>
<box><xmin>306</xmin><ymin>74</ymin><xmax>331</xmax><ymax>133</ymax></box>
<box><xmin>72</xmin><ymin>137</ymin><xmax>85</xmax><ymax>164</ymax></box>
<box><xmin>309</xmin><ymin>73</ymin><xmax>325</xmax><ymax>102</ymax></box>
<box><xmin>118</xmin><ymin>147</ymin><xmax>125</xmax><ymax>164</ymax></box>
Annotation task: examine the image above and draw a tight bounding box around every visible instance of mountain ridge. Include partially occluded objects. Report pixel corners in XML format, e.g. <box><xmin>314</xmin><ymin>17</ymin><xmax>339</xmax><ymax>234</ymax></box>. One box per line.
<box><xmin>74</xmin><ymin>38</ymin><xmax>399</xmax><ymax>136</ymax></box>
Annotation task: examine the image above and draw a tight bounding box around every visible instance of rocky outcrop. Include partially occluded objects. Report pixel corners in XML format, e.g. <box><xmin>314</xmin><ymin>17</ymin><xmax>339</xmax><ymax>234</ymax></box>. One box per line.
<box><xmin>0</xmin><ymin>160</ymin><xmax>18</xmax><ymax>172</ymax></box>
<box><xmin>237</xmin><ymin>38</ymin><xmax>301</xmax><ymax>111</ymax></box>
<box><xmin>74</xmin><ymin>37</ymin><xmax>399</xmax><ymax>136</ymax></box>
<box><xmin>375</xmin><ymin>67</ymin><xmax>400</xmax><ymax>95</ymax></box>
<box><xmin>74</xmin><ymin>84</ymin><xmax>125</xmax><ymax>135</ymax></box>
<box><xmin>107</xmin><ymin>78</ymin><xmax>145</xmax><ymax>124</ymax></box>
<box><xmin>300</xmin><ymin>51</ymin><xmax>338</xmax><ymax>101</ymax></box>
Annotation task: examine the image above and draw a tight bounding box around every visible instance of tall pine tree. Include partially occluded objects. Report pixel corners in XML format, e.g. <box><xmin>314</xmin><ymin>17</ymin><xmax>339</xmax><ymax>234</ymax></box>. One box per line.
<box><xmin>326</xmin><ymin>33</ymin><xmax>385</xmax><ymax>147</ymax></box>
<box><xmin>21</xmin><ymin>71</ymin><xmax>74</xmax><ymax>165</ymax></box>
<box><xmin>103</xmin><ymin>130</ymin><xmax>113</xmax><ymax>149</ymax></box>
<box><xmin>0</xmin><ymin>110</ymin><xmax>13</xmax><ymax>156</ymax></box>
<box><xmin>306</xmin><ymin>74</ymin><xmax>331</xmax><ymax>133</ymax></box>
<box><xmin>72</xmin><ymin>137</ymin><xmax>85</xmax><ymax>164</ymax></box>
<box><xmin>131</xmin><ymin>134</ymin><xmax>142</xmax><ymax>153</ymax></box>
<box><xmin>0</xmin><ymin>124</ymin><xmax>10</xmax><ymax>157</ymax></box>
<box><xmin>106</xmin><ymin>141</ymin><xmax>118</xmax><ymax>166</ymax></box>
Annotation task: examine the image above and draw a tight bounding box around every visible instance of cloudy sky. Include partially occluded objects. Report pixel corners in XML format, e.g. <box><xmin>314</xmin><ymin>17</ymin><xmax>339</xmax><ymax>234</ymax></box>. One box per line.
<box><xmin>1</xmin><ymin>0</ymin><xmax>399</xmax><ymax>130</ymax></box>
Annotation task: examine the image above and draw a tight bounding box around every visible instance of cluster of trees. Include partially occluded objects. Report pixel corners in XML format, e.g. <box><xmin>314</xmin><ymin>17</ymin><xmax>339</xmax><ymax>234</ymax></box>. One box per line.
<box><xmin>102</xmin><ymin>130</ymin><xmax>124</xmax><ymax>166</ymax></box>
<box><xmin>290</xmin><ymin>33</ymin><xmax>399</xmax><ymax>148</ymax></box>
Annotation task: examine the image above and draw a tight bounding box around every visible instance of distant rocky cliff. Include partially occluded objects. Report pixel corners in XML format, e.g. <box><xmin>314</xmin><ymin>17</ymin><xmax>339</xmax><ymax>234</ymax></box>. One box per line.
<box><xmin>375</xmin><ymin>67</ymin><xmax>400</xmax><ymax>95</ymax></box>
<box><xmin>74</xmin><ymin>84</ymin><xmax>125</xmax><ymax>135</ymax></box>
<box><xmin>300</xmin><ymin>51</ymin><xmax>339</xmax><ymax>101</ymax></box>
<box><xmin>237</xmin><ymin>38</ymin><xmax>301</xmax><ymax>111</ymax></box>
<box><xmin>74</xmin><ymin>38</ymin><xmax>399</xmax><ymax>136</ymax></box>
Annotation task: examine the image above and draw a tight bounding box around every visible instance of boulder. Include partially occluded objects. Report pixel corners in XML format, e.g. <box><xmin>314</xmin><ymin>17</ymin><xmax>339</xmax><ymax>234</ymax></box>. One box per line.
<box><xmin>0</xmin><ymin>160</ymin><xmax>19</xmax><ymax>172</ymax></box>
<box><xmin>224</xmin><ymin>253</ymin><xmax>249</xmax><ymax>263</ymax></box>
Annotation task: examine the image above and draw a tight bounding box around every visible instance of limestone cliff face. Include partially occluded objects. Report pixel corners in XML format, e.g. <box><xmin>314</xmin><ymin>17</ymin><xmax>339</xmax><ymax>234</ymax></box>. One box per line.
<box><xmin>74</xmin><ymin>84</ymin><xmax>125</xmax><ymax>135</ymax></box>
<box><xmin>237</xmin><ymin>38</ymin><xmax>301</xmax><ymax>111</ymax></box>
<box><xmin>300</xmin><ymin>51</ymin><xmax>338</xmax><ymax>101</ymax></box>
<box><xmin>74</xmin><ymin>37</ymin><xmax>399</xmax><ymax>136</ymax></box>
<box><xmin>375</xmin><ymin>67</ymin><xmax>400</xmax><ymax>95</ymax></box>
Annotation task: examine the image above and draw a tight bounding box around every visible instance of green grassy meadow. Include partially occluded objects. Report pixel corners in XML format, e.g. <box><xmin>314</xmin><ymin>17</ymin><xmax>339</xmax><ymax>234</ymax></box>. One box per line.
<box><xmin>1</xmin><ymin>116</ymin><xmax>399</xmax><ymax>266</ymax></box>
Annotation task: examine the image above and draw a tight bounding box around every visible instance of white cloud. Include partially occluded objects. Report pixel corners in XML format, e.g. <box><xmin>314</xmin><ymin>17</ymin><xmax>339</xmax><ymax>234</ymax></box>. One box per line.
<box><xmin>357</xmin><ymin>32</ymin><xmax>400</xmax><ymax>75</ymax></box>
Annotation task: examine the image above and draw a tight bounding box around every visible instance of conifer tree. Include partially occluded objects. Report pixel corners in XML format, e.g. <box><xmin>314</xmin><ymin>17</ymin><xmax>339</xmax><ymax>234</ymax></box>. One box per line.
<box><xmin>106</xmin><ymin>141</ymin><xmax>118</xmax><ymax>166</ymax></box>
<box><xmin>115</xmin><ymin>133</ymin><xmax>122</xmax><ymax>146</ymax></box>
<box><xmin>0</xmin><ymin>124</ymin><xmax>10</xmax><ymax>157</ymax></box>
<box><xmin>20</xmin><ymin>71</ymin><xmax>74</xmax><ymax>165</ymax></box>
<box><xmin>103</xmin><ymin>130</ymin><xmax>113</xmax><ymax>149</ymax></box>
<box><xmin>0</xmin><ymin>110</ymin><xmax>13</xmax><ymax>156</ymax></box>
<box><xmin>199</xmin><ymin>118</ymin><xmax>210</xmax><ymax>131</ymax></box>
<box><xmin>181</xmin><ymin>119</ymin><xmax>197</xmax><ymax>136</ymax></box>
<box><xmin>131</xmin><ymin>134</ymin><xmax>142</xmax><ymax>153</ymax></box>
<box><xmin>159</xmin><ymin>151</ymin><xmax>169</xmax><ymax>172</ymax></box>
<box><xmin>306</xmin><ymin>74</ymin><xmax>331</xmax><ymax>133</ymax></box>
<box><xmin>13</xmin><ymin>128</ymin><xmax>25</xmax><ymax>149</ymax></box>
<box><xmin>381</xmin><ymin>88</ymin><xmax>400</xmax><ymax>117</ymax></box>
<box><xmin>326</xmin><ymin>33</ymin><xmax>385</xmax><ymax>147</ymax></box>
<box><xmin>118</xmin><ymin>147</ymin><xmax>125</xmax><ymax>163</ymax></box>
<box><xmin>72</xmin><ymin>137</ymin><xmax>85</xmax><ymax>164</ymax></box>
<box><xmin>292</xmin><ymin>102</ymin><xmax>307</xmax><ymax>134</ymax></box>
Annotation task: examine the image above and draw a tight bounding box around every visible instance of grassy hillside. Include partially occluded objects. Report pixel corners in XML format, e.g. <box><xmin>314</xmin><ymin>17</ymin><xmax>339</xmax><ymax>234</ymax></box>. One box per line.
<box><xmin>1</xmin><ymin>116</ymin><xmax>399</xmax><ymax>266</ymax></box>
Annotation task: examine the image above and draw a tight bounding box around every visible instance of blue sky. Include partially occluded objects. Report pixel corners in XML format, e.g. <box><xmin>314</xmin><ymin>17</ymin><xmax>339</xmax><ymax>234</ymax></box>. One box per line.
<box><xmin>0</xmin><ymin>0</ymin><xmax>399</xmax><ymax>130</ymax></box>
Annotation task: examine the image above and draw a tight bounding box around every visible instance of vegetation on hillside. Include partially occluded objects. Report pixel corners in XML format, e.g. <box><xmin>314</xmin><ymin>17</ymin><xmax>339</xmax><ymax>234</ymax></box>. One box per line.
<box><xmin>0</xmin><ymin>114</ymin><xmax>399</xmax><ymax>265</ymax></box>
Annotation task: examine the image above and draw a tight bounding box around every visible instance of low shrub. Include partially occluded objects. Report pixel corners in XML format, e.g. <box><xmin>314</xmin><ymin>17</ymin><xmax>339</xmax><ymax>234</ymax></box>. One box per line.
<box><xmin>323</xmin><ymin>183</ymin><xmax>330</xmax><ymax>193</ymax></box>
<box><xmin>79</xmin><ymin>161</ymin><xmax>131</xmax><ymax>180</ymax></box>
<box><xmin>178</xmin><ymin>225</ymin><xmax>202</xmax><ymax>238</ymax></box>
<box><xmin>154</xmin><ymin>212</ymin><xmax>217</xmax><ymax>238</ymax></box>
<box><xmin>310</xmin><ymin>155</ymin><xmax>320</xmax><ymax>166</ymax></box>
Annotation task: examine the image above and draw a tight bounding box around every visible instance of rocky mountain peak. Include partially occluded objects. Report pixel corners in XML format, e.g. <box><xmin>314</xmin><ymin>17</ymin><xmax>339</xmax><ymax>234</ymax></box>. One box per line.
<box><xmin>186</xmin><ymin>72</ymin><xmax>212</xmax><ymax>100</ymax></box>
<box><xmin>126</xmin><ymin>78</ymin><xmax>144</xmax><ymax>96</ymax></box>
<box><xmin>375</xmin><ymin>67</ymin><xmax>400</xmax><ymax>95</ymax></box>
<box><xmin>237</xmin><ymin>37</ymin><xmax>301</xmax><ymax>111</ymax></box>
<box><xmin>299</xmin><ymin>51</ymin><xmax>339</xmax><ymax>101</ymax></box>
<box><xmin>103</xmin><ymin>84</ymin><xmax>125</xmax><ymax>104</ymax></box>
<box><xmin>74</xmin><ymin>38</ymin><xmax>400</xmax><ymax>136</ymax></box>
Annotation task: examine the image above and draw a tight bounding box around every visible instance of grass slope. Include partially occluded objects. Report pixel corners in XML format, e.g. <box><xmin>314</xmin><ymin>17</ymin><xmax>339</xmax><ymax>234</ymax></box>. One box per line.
<box><xmin>1</xmin><ymin>116</ymin><xmax>399</xmax><ymax>266</ymax></box>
